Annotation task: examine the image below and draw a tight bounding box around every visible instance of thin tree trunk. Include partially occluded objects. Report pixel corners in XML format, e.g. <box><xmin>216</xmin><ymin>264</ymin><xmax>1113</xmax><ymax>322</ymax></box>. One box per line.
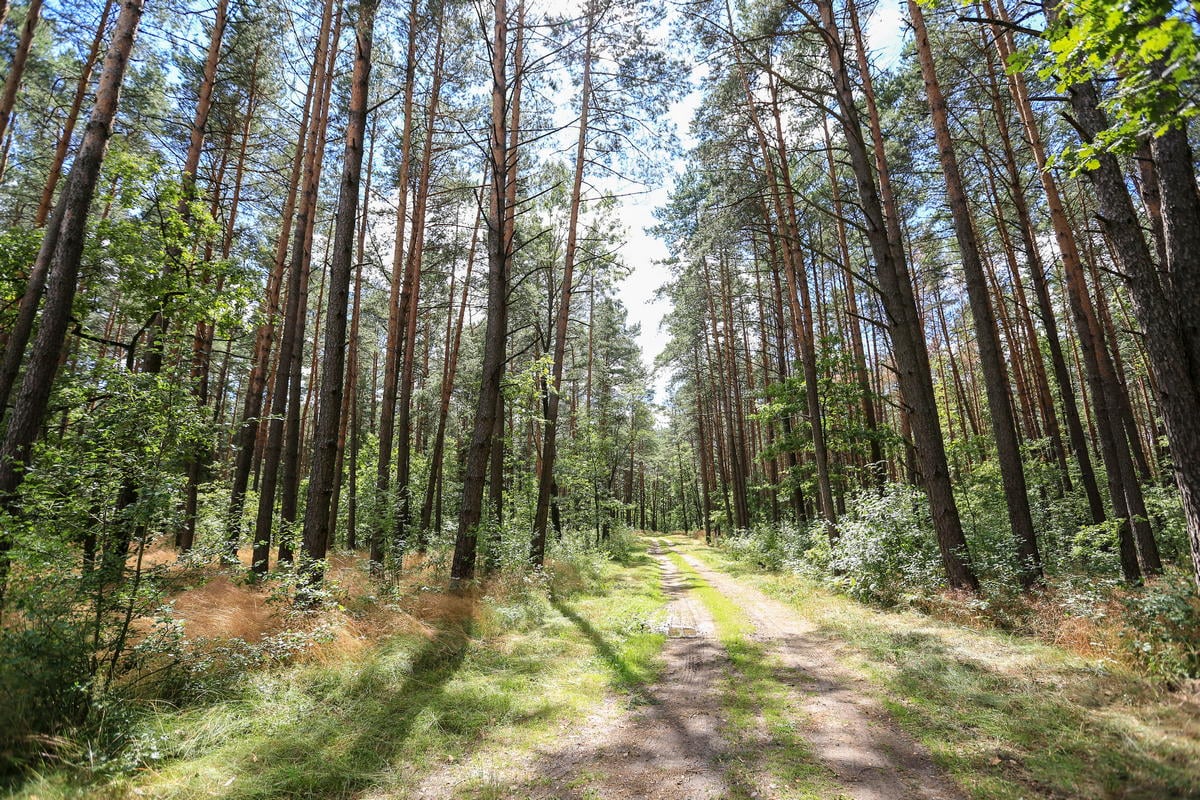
<box><xmin>329</xmin><ymin>116</ymin><xmax>376</xmax><ymax>544</ymax></box>
<box><xmin>982</xmin><ymin>32</ymin><xmax>1102</xmax><ymax>519</ymax></box>
<box><xmin>451</xmin><ymin>0</ymin><xmax>512</xmax><ymax>585</ymax></box>
<box><xmin>990</xmin><ymin>0</ymin><xmax>1145</xmax><ymax>581</ymax></box>
<box><xmin>0</xmin><ymin>0</ymin><xmax>144</xmax><ymax>603</ymax></box>
<box><xmin>300</xmin><ymin>0</ymin><xmax>375</xmax><ymax>586</ymax></box>
<box><xmin>531</xmin><ymin>17</ymin><xmax>592</xmax><ymax>565</ymax></box>
<box><xmin>0</xmin><ymin>0</ymin><xmax>43</xmax><ymax>146</ymax></box>
<box><xmin>34</xmin><ymin>0</ymin><xmax>114</xmax><ymax>227</ymax></box>
<box><xmin>372</xmin><ymin>0</ymin><xmax>420</xmax><ymax>570</ymax></box>
<box><xmin>396</xmin><ymin>18</ymin><xmax>445</xmax><ymax>552</ymax></box>
<box><xmin>420</xmin><ymin>196</ymin><xmax>482</xmax><ymax>536</ymax></box>
<box><xmin>228</xmin><ymin>46</ymin><xmax>316</xmax><ymax>561</ymax></box>
<box><xmin>251</xmin><ymin>0</ymin><xmax>335</xmax><ymax>575</ymax></box>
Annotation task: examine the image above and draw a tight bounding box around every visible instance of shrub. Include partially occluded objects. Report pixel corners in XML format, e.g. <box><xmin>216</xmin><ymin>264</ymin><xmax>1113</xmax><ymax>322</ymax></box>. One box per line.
<box><xmin>1121</xmin><ymin>572</ymin><xmax>1200</xmax><ymax>683</ymax></box>
<box><xmin>826</xmin><ymin>484</ymin><xmax>945</xmax><ymax>605</ymax></box>
<box><xmin>724</xmin><ymin>521</ymin><xmax>819</xmax><ymax>573</ymax></box>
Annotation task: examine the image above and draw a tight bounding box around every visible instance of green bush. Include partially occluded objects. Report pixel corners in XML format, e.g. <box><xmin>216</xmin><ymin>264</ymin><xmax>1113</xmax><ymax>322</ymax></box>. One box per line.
<box><xmin>1121</xmin><ymin>572</ymin><xmax>1200</xmax><ymax>682</ymax></box>
<box><xmin>826</xmin><ymin>484</ymin><xmax>945</xmax><ymax>604</ymax></box>
<box><xmin>725</xmin><ymin>521</ymin><xmax>820</xmax><ymax>573</ymax></box>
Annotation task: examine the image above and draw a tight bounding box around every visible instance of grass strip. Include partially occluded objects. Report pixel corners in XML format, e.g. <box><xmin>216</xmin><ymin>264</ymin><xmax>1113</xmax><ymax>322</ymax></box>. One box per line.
<box><xmin>661</xmin><ymin>544</ymin><xmax>844</xmax><ymax>800</ymax></box>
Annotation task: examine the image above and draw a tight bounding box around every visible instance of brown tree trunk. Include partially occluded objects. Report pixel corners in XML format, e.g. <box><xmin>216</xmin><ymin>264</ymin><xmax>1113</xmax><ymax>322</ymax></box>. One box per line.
<box><xmin>451</xmin><ymin>0</ymin><xmax>513</xmax><ymax>585</ymax></box>
<box><xmin>34</xmin><ymin>0</ymin><xmax>114</xmax><ymax>227</ymax></box>
<box><xmin>908</xmin><ymin>0</ymin><xmax>1041</xmax><ymax>586</ymax></box>
<box><xmin>766</xmin><ymin>83</ymin><xmax>835</xmax><ymax>534</ymax></box>
<box><xmin>250</xmin><ymin>0</ymin><xmax>335</xmax><ymax>574</ymax></box>
<box><xmin>372</xmin><ymin>0</ymin><xmax>420</xmax><ymax>569</ymax></box>
<box><xmin>299</xmin><ymin>0</ymin><xmax>375</xmax><ymax>586</ymax></box>
<box><xmin>420</xmin><ymin>198</ymin><xmax>482</xmax><ymax>536</ymax></box>
<box><xmin>140</xmin><ymin>0</ymin><xmax>228</xmax><ymax>377</ymax></box>
<box><xmin>531</xmin><ymin>18</ymin><xmax>592</xmax><ymax>565</ymax></box>
<box><xmin>816</xmin><ymin>0</ymin><xmax>978</xmax><ymax>592</ymax></box>
<box><xmin>990</xmin><ymin>0</ymin><xmax>1145</xmax><ymax>581</ymax></box>
<box><xmin>823</xmin><ymin>119</ymin><xmax>885</xmax><ymax>486</ymax></box>
<box><xmin>181</xmin><ymin>49</ymin><xmax>258</xmax><ymax>553</ymax></box>
<box><xmin>0</xmin><ymin>0</ymin><xmax>43</xmax><ymax>145</ymax></box>
<box><xmin>981</xmin><ymin>33</ymin><xmax>1103</xmax><ymax>520</ymax></box>
<box><xmin>228</xmin><ymin>43</ymin><xmax>316</xmax><ymax>561</ymax></box>
<box><xmin>396</xmin><ymin>18</ymin><xmax>445</xmax><ymax>552</ymax></box>
<box><xmin>329</xmin><ymin>116</ymin><xmax>376</xmax><ymax>545</ymax></box>
<box><xmin>1057</xmin><ymin>69</ymin><xmax>1175</xmax><ymax>578</ymax></box>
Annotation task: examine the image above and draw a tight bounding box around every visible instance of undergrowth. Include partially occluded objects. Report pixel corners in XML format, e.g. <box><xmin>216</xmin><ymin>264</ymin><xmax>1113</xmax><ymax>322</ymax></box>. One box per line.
<box><xmin>714</xmin><ymin>481</ymin><xmax>1200</xmax><ymax>684</ymax></box>
<box><xmin>5</xmin><ymin>529</ymin><xmax>667</xmax><ymax>799</ymax></box>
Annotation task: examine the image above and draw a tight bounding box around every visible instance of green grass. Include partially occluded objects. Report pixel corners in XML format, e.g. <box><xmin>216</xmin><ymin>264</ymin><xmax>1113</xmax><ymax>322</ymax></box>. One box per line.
<box><xmin>660</xmin><ymin>543</ymin><xmax>843</xmax><ymax>800</ymax></box>
<box><xmin>672</xmin><ymin>534</ymin><xmax>1200</xmax><ymax>800</ymax></box>
<box><xmin>8</xmin><ymin>541</ymin><xmax>667</xmax><ymax>800</ymax></box>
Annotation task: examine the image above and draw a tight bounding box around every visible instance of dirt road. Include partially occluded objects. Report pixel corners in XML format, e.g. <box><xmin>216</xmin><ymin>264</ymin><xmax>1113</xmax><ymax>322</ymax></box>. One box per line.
<box><xmin>412</xmin><ymin>538</ymin><xmax>964</xmax><ymax>799</ymax></box>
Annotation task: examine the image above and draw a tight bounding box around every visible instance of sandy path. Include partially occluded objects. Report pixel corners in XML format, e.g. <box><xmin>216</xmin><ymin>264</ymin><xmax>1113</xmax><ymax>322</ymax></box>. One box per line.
<box><xmin>406</xmin><ymin>540</ymin><xmax>965</xmax><ymax>799</ymax></box>
<box><xmin>407</xmin><ymin>545</ymin><xmax>732</xmax><ymax>799</ymax></box>
<box><xmin>672</xmin><ymin>543</ymin><xmax>966</xmax><ymax>800</ymax></box>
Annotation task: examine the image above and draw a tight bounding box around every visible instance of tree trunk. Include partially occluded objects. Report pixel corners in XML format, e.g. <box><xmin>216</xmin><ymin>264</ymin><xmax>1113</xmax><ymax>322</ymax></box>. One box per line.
<box><xmin>372</xmin><ymin>0</ymin><xmax>420</xmax><ymax>571</ymax></box>
<box><xmin>451</xmin><ymin>0</ymin><xmax>512</xmax><ymax>586</ymax></box>
<box><xmin>908</xmin><ymin>0</ymin><xmax>1041</xmax><ymax>586</ymax></box>
<box><xmin>0</xmin><ymin>0</ymin><xmax>144</xmax><ymax>603</ymax></box>
<box><xmin>34</xmin><ymin>0</ymin><xmax>115</xmax><ymax>227</ymax></box>
<box><xmin>531</xmin><ymin>18</ymin><xmax>592</xmax><ymax>565</ymax></box>
<box><xmin>227</xmin><ymin>41</ymin><xmax>316</xmax><ymax>561</ymax></box>
<box><xmin>0</xmin><ymin>0</ymin><xmax>43</xmax><ymax>145</ymax></box>
<box><xmin>396</xmin><ymin>18</ymin><xmax>445</xmax><ymax>553</ymax></box>
<box><xmin>816</xmin><ymin>0</ymin><xmax>978</xmax><ymax>592</ymax></box>
<box><xmin>420</xmin><ymin>199</ymin><xmax>481</xmax><ymax>537</ymax></box>
<box><xmin>329</xmin><ymin>116</ymin><xmax>376</xmax><ymax>545</ymax></box>
<box><xmin>989</xmin><ymin>0</ymin><xmax>1145</xmax><ymax>581</ymax></box>
<box><xmin>250</xmin><ymin>0</ymin><xmax>335</xmax><ymax>575</ymax></box>
<box><xmin>299</xmin><ymin>0</ymin><xmax>375</xmax><ymax>586</ymax></box>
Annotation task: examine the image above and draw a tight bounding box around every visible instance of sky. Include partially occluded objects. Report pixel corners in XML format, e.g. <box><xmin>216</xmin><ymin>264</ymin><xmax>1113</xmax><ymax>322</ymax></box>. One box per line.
<box><xmin>612</xmin><ymin>0</ymin><xmax>908</xmax><ymax>407</ymax></box>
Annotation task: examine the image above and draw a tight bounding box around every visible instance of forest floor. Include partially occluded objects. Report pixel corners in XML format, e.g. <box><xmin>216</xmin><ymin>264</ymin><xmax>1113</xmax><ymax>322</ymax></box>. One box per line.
<box><xmin>10</xmin><ymin>533</ymin><xmax>1200</xmax><ymax>800</ymax></box>
<box><xmin>408</xmin><ymin>538</ymin><xmax>966</xmax><ymax>800</ymax></box>
<box><xmin>403</xmin><ymin>529</ymin><xmax>1200</xmax><ymax>800</ymax></box>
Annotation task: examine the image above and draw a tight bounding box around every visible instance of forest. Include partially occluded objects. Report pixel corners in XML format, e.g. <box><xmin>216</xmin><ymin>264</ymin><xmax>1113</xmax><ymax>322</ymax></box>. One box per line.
<box><xmin>1</xmin><ymin>0</ymin><xmax>1199</xmax><ymax>796</ymax></box>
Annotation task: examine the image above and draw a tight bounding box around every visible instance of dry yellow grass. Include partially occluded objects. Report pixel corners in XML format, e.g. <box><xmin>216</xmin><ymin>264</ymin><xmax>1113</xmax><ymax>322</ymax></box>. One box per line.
<box><xmin>133</xmin><ymin>548</ymin><xmax>483</xmax><ymax>667</ymax></box>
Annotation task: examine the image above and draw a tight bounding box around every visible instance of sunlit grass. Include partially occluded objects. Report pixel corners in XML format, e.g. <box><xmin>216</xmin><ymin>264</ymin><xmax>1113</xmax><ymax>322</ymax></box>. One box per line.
<box><xmin>7</xmin><ymin>539</ymin><xmax>667</xmax><ymax>800</ymax></box>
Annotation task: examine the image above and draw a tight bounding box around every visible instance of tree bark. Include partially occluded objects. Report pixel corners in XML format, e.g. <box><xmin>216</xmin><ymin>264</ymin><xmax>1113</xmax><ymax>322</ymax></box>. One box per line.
<box><xmin>0</xmin><ymin>0</ymin><xmax>144</xmax><ymax>602</ymax></box>
<box><xmin>300</xmin><ymin>0</ymin><xmax>375</xmax><ymax>586</ymax></box>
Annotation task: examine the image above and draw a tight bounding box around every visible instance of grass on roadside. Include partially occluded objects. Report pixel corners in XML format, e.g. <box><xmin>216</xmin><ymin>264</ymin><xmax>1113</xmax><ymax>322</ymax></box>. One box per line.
<box><xmin>660</xmin><ymin>543</ymin><xmax>843</xmax><ymax>800</ymax></box>
<box><xmin>8</xmin><ymin>539</ymin><xmax>667</xmax><ymax>800</ymax></box>
<box><xmin>671</xmin><ymin>533</ymin><xmax>1200</xmax><ymax>800</ymax></box>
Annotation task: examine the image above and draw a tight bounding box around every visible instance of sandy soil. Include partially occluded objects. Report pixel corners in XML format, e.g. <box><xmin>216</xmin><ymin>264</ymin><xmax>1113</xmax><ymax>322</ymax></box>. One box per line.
<box><xmin>407</xmin><ymin>540</ymin><xmax>964</xmax><ymax>799</ymax></box>
<box><xmin>674</xmin><ymin>546</ymin><xmax>966</xmax><ymax>800</ymax></box>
